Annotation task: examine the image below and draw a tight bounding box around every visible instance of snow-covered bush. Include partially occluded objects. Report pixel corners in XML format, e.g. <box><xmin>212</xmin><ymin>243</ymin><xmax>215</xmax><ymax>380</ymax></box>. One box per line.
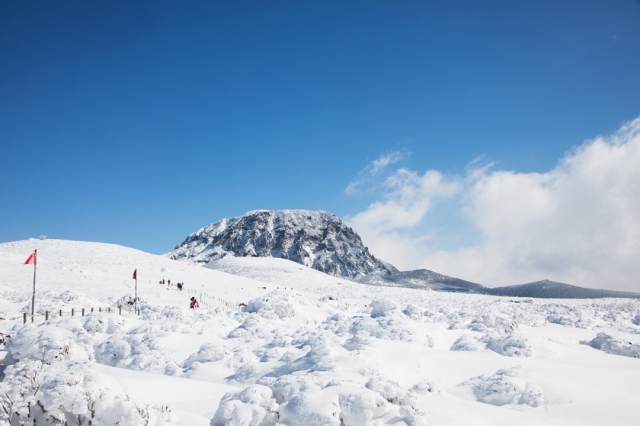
<box><xmin>338</xmin><ymin>388</ymin><xmax>389</xmax><ymax>426</ymax></box>
<box><xmin>484</xmin><ymin>332</ymin><xmax>534</xmax><ymax>357</ymax></box>
<box><xmin>228</xmin><ymin>316</ymin><xmax>273</xmax><ymax>340</ymax></box>
<box><xmin>370</xmin><ymin>298</ymin><xmax>400</xmax><ymax>318</ymax></box>
<box><xmin>183</xmin><ymin>342</ymin><xmax>227</xmax><ymax>370</ymax></box>
<box><xmin>243</xmin><ymin>294</ymin><xmax>297</xmax><ymax>319</ymax></box>
<box><xmin>365</xmin><ymin>377</ymin><xmax>417</xmax><ymax>406</ymax></box>
<box><xmin>339</xmin><ymin>312</ymin><xmax>415</xmax><ymax>342</ymax></box>
<box><xmin>403</xmin><ymin>304</ymin><xmax>423</xmax><ymax>320</ymax></box>
<box><xmin>343</xmin><ymin>331</ymin><xmax>373</xmax><ymax>351</ymax></box>
<box><xmin>94</xmin><ymin>326</ymin><xmax>181</xmax><ymax>375</ymax></box>
<box><xmin>409</xmin><ymin>379</ymin><xmax>437</xmax><ymax>395</ymax></box>
<box><xmin>0</xmin><ymin>321</ymin><xmax>175</xmax><ymax>425</ymax></box>
<box><xmin>459</xmin><ymin>366</ymin><xmax>543</xmax><ymax>407</ymax></box>
<box><xmin>277</xmin><ymin>389</ymin><xmax>341</xmax><ymax>426</ymax></box>
<box><xmin>450</xmin><ymin>334</ymin><xmax>485</xmax><ymax>352</ymax></box>
<box><xmin>257</xmin><ymin>375</ymin><xmax>322</xmax><ymax>404</ymax></box>
<box><xmin>4</xmin><ymin>320</ymin><xmax>94</xmax><ymax>365</ymax></box>
<box><xmin>211</xmin><ymin>385</ymin><xmax>279</xmax><ymax>426</ymax></box>
<box><xmin>581</xmin><ymin>332</ymin><xmax>640</xmax><ymax>358</ymax></box>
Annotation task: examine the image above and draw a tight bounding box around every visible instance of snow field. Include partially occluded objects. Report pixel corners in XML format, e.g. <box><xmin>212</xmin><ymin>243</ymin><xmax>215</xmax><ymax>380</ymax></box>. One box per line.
<box><xmin>1</xmin><ymin>239</ymin><xmax>640</xmax><ymax>425</ymax></box>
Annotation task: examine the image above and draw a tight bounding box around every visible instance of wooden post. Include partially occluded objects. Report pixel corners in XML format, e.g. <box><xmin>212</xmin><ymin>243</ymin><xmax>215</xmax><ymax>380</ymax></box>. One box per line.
<box><xmin>71</xmin><ymin>308</ymin><xmax>74</xmax><ymax>316</ymax></box>
<box><xmin>91</xmin><ymin>307</ymin><xmax>94</xmax><ymax>313</ymax></box>
<box><xmin>119</xmin><ymin>306</ymin><xmax>122</xmax><ymax>315</ymax></box>
<box><xmin>99</xmin><ymin>307</ymin><xmax>102</xmax><ymax>313</ymax></box>
<box><xmin>23</xmin><ymin>312</ymin><xmax>27</xmax><ymax>324</ymax></box>
<box><xmin>108</xmin><ymin>307</ymin><xmax>111</xmax><ymax>313</ymax></box>
<box><xmin>59</xmin><ymin>309</ymin><xmax>62</xmax><ymax>317</ymax></box>
<box><xmin>45</xmin><ymin>311</ymin><xmax>49</xmax><ymax>320</ymax></box>
<box><xmin>82</xmin><ymin>308</ymin><xmax>85</xmax><ymax>316</ymax></box>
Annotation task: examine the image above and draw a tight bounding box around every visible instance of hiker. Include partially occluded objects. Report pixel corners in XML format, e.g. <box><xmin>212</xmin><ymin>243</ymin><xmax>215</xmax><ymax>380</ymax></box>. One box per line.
<box><xmin>162</xmin><ymin>278</ymin><xmax>165</xmax><ymax>285</ymax></box>
<box><xmin>168</xmin><ymin>279</ymin><xmax>171</xmax><ymax>286</ymax></box>
<box><xmin>177</xmin><ymin>283</ymin><xmax>183</xmax><ymax>291</ymax></box>
<box><xmin>190</xmin><ymin>297</ymin><xmax>199</xmax><ymax>309</ymax></box>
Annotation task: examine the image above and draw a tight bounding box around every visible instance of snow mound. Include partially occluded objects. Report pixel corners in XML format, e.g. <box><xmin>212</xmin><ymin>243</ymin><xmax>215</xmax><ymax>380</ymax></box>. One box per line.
<box><xmin>370</xmin><ymin>298</ymin><xmax>400</xmax><ymax>318</ymax></box>
<box><xmin>484</xmin><ymin>332</ymin><xmax>535</xmax><ymax>357</ymax></box>
<box><xmin>0</xmin><ymin>319</ymin><xmax>175</xmax><ymax>425</ymax></box>
<box><xmin>459</xmin><ymin>366</ymin><xmax>544</xmax><ymax>407</ymax></box>
<box><xmin>244</xmin><ymin>293</ymin><xmax>297</xmax><ymax>319</ymax></box>
<box><xmin>581</xmin><ymin>332</ymin><xmax>640</xmax><ymax>358</ymax></box>
<box><xmin>95</xmin><ymin>324</ymin><xmax>181</xmax><ymax>375</ymax></box>
<box><xmin>450</xmin><ymin>334</ymin><xmax>485</xmax><ymax>352</ymax></box>
<box><xmin>211</xmin><ymin>384</ymin><xmax>279</xmax><ymax>426</ymax></box>
<box><xmin>4</xmin><ymin>319</ymin><xmax>94</xmax><ymax>365</ymax></box>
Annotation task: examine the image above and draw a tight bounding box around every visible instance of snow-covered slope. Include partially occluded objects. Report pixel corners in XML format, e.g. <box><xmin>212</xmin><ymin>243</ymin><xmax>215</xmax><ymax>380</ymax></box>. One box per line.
<box><xmin>2</xmin><ymin>239</ymin><xmax>640</xmax><ymax>426</ymax></box>
<box><xmin>359</xmin><ymin>268</ymin><xmax>488</xmax><ymax>293</ymax></box>
<box><xmin>167</xmin><ymin>209</ymin><xmax>395</xmax><ymax>279</ymax></box>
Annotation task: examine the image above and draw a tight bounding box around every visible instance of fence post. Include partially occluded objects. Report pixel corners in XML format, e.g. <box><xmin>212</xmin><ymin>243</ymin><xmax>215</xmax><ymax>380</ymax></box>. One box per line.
<box><xmin>71</xmin><ymin>308</ymin><xmax>75</xmax><ymax>316</ymax></box>
<box><xmin>99</xmin><ymin>307</ymin><xmax>102</xmax><ymax>313</ymax></box>
<box><xmin>82</xmin><ymin>308</ymin><xmax>85</xmax><ymax>316</ymax></box>
<box><xmin>59</xmin><ymin>309</ymin><xmax>62</xmax><ymax>317</ymax></box>
<box><xmin>45</xmin><ymin>311</ymin><xmax>49</xmax><ymax>321</ymax></box>
<box><xmin>119</xmin><ymin>306</ymin><xmax>122</xmax><ymax>315</ymax></box>
<box><xmin>24</xmin><ymin>312</ymin><xmax>27</xmax><ymax>324</ymax></box>
<box><xmin>108</xmin><ymin>307</ymin><xmax>111</xmax><ymax>313</ymax></box>
<box><xmin>91</xmin><ymin>307</ymin><xmax>94</xmax><ymax>313</ymax></box>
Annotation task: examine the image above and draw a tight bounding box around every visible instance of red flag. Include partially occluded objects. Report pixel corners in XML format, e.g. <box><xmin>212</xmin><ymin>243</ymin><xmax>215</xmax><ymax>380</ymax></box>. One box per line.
<box><xmin>24</xmin><ymin>250</ymin><xmax>37</xmax><ymax>265</ymax></box>
<box><xmin>133</xmin><ymin>269</ymin><xmax>137</xmax><ymax>280</ymax></box>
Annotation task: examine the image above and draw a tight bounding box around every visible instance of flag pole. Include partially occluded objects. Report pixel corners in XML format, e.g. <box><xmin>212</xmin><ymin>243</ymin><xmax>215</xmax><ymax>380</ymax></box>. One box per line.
<box><xmin>31</xmin><ymin>249</ymin><xmax>37</xmax><ymax>321</ymax></box>
<box><xmin>135</xmin><ymin>271</ymin><xmax>138</xmax><ymax>314</ymax></box>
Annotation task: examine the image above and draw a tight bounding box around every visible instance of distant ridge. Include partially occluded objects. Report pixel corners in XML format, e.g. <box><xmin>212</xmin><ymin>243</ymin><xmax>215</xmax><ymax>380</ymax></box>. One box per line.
<box><xmin>170</xmin><ymin>209</ymin><xmax>640</xmax><ymax>299</ymax></box>
<box><xmin>487</xmin><ymin>279</ymin><xmax>640</xmax><ymax>299</ymax></box>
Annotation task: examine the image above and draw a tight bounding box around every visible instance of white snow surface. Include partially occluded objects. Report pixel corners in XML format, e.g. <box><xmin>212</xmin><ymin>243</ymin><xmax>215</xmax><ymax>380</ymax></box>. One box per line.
<box><xmin>1</xmin><ymin>238</ymin><xmax>640</xmax><ymax>425</ymax></box>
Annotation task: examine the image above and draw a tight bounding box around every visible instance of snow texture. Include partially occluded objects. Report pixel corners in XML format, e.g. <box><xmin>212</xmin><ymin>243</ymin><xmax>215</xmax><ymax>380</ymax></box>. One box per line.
<box><xmin>1</xmin><ymin>238</ymin><xmax>640</xmax><ymax>426</ymax></box>
<box><xmin>582</xmin><ymin>332</ymin><xmax>640</xmax><ymax>358</ymax></box>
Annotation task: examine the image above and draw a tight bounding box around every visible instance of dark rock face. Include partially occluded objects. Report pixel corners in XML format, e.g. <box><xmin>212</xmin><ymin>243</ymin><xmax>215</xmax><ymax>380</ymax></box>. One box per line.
<box><xmin>167</xmin><ymin>210</ymin><xmax>395</xmax><ymax>279</ymax></box>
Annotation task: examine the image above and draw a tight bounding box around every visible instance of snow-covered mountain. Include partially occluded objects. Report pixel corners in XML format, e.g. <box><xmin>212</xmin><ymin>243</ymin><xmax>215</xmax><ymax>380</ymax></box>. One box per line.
<box><xmin>169</xmin><ymin>209</ymin><xmax>640</xmax><ymax>299</ymax></box>
<box><xmin>168</xmin><ymin>209</ymin><xmax>395</xmax><ymax>279</ymax></box>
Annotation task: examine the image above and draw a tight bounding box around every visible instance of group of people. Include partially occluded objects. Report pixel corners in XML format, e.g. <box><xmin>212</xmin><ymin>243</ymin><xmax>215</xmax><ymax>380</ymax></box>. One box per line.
<box><xmin>158</xmin><ymin>278</ymin><xmax>198</xmax><ymax>309</ymax></box>
<box><xmin>159</xmin><ymin>278</ymin><xmax>184</xmax><ymax>291</ymax></box>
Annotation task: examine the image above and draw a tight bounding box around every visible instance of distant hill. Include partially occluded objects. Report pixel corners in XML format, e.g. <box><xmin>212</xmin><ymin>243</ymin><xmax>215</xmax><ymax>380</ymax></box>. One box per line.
<box><xmin>487</xmin><ymin>280</ymin><xmax>640</xmax><ymax>299</ymax></box>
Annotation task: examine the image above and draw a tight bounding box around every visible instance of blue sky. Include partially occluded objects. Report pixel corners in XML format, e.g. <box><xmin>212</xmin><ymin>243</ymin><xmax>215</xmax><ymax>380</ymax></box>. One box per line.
<box><xmin>2</xmin><ymin>1</ymin><xmax>640</xmax><ymax>285</ymax></box>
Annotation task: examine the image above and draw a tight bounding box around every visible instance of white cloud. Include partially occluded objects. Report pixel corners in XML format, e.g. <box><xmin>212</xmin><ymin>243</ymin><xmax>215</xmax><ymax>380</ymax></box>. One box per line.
<box><xmin>344</xmin><ymin>151</ymin><xmax>410</xmax><ymax>194</ymax></box>
<box><xmin>345</xmin><ymin>117</ymin><xmax>640</xmax><ymax>292</ymax></box>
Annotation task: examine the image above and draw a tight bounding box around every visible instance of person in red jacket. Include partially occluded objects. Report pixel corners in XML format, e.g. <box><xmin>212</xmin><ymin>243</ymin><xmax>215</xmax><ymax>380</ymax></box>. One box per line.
<box><xmin>190</xmin><ymin>297</ymin><xmax>199</xmax><ymax>309</ymax></box>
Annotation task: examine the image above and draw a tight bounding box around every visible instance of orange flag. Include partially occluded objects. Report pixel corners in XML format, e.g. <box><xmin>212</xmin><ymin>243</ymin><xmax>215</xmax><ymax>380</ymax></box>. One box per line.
<box><xmin>24</xmin><ymin>250</ymin><xmax>37</xmax><ymax>265</ymax></box>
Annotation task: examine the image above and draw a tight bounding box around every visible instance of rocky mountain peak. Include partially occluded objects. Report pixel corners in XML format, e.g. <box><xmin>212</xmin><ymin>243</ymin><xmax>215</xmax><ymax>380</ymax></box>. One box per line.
<box><xmin>167</xmin><ymin>209</ymin><xmax>395</xmax><ymax>278</ymax></box>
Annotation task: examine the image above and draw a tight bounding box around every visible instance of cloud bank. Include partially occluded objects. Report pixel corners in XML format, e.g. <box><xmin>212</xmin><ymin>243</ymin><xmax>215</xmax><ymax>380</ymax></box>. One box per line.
<box><xmin>346</xmin><ymin>117</ymin><xmax>640</xmax><ymax>292</ymax></box>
